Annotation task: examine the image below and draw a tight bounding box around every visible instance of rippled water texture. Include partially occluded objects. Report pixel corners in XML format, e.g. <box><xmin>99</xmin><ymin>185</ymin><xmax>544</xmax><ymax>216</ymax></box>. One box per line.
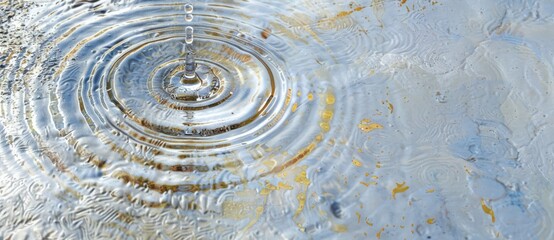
<box><xmin>2</xmin><ymin>0</ymin><xmax>554</xmax><ymax>239</ymax></box>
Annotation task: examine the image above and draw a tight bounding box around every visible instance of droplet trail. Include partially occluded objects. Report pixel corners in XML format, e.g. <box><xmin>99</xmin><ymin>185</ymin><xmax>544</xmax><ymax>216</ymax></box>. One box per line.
<box><xmin>184</xmin><ymin>26</ymin><xmax>196</xmax><ymax>79</ymax></box>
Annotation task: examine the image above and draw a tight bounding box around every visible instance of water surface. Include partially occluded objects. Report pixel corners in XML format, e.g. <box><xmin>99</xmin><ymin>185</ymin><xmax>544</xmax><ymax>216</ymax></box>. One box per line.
<box><xmin>1</xmin><ymin>0</ymin><xmax>554</xmax><ymax>239</ymax></box>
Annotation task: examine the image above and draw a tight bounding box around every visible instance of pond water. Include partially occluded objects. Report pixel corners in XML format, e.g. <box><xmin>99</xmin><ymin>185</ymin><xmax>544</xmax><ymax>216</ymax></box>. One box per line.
<box><xmin>1</xmin><ymin>0</ymin><xmax>554</xmax><ymax>239</ymax></box>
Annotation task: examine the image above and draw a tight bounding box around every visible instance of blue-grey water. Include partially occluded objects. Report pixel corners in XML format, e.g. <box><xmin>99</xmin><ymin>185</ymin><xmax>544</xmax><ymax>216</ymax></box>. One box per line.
<box><xmin>1</xmin><ymin>0</ymin><xmax>554</xmax><ymax>239</ymax></box>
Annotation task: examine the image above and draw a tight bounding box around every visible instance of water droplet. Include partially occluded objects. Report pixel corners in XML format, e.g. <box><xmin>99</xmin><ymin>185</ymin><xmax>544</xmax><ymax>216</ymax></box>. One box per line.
<box><xmin>185</xmin><ymin>26</ymin><xmax>194</xmax><ymax>44</ymax></box>
<box><xmin>185</xmin><ymin>14</ymin><xmax>193</xmax><ymax>22</ymax></box>
<box><xmin>184</xmin><ymin>3</ymin><xmax>193</xmax><ymax>13</ymax></box>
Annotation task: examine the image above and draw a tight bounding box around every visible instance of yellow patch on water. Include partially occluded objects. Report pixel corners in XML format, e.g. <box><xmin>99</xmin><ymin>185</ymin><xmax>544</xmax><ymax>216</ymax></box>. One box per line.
<box><xmin>295</xmin><ymin>192</ymin><xmax>306</xmax><ymax>216</ymax></box>
<box><xmin>295</xmin><ymin>169</ymin><xmax>311</xmax><ymax>186</ymax></box>
<box><xmin>386</xmin><ymin>100</ymin><xmax>394</xmax><ymax>113</ymax></box>
<box><xmin>427</xmin><ymin>218</ymin><xmax>436</xmax><ymax>224</ymax></box>
<box><xmin>315</xmin><ymin>134</ymin><xmax>323</xmax><ymax>142</ymax></box>
<box><xmin>335</xmin><ymin>6</ymin><xmax>366</xmax><ymax>18</ymax></box>
<box><xmin>261</xmin><ymin>181</ymin><xmax>294</xmax><ymax>195</ymax></box>
<box><xmin>358</xmin><ymin>119</ymin><xmax>383</xmax><ymax>132</ymax></box>
<box><xmin>392</xmin><ymin>182</ymin><xmax>409</xmax><ymax>199</ymax></box>
<box><xmin>336</xmin><ymin>11</ymin><xmax>351</xmax><ymax>18</ymax></box>
<box><xmin>292</xmin><ymin>103</ymin><xmax>298</xmax><ymax>112</ymax></box>
<box><xmin>360</xmin><ymin>181</ymin><xmax>377</xmax><ymax>187</ymax></box>
<box><xmin>320</xmin><ymin>122</ymin><xmax>331</xmax><ymax>132</ymax></box>
<box><xmin>260</xmin><ymin>182</ymin><xmax>278</xmax><ymax>195</ymax></box>
<box><xmin>376</xmin><ymin>162</ymin><xmax>382</xmax><ymax>168</ymax></box>
<box><xmin>321</xmin><ymin>110</ymin><xmax>334</xmax><ymax>121</ymax></box>
<box><xmin>307</xmin><ymin>93</ymin><xmax>314</xmax><ymax>101</ymax></box>
<box><xmin>481</xmin><ymin>199</ymin><xmax>496</xmax><ymax>223</ymax></box>
<box><xmin>352</xmin><ymin>159</ymin><xmax>363</xmax><ymax>167</ymax></box>
<box><xmin>256</xmin><ymin>206</ymin><xmax>264</xmax><ymax>214</ymax></box>
<box><xmin>426</xmin><ymin>189</ymin><xmax>435</xmax><ymax>193</ymax></box>
<box><xmin>325</xmin><ymin>92</ymin><xmax>336</xmax><ymax>105</ymax></box>
<box><xmin>332</xmin><ymin>224</ymin><xmax>348</xmax><ymax>233</ymax></box>
<box><xmin>262</xmin><ymin>159</ymin><xmax>276</xmax><ymax>169</ymax></box>
<box><xmin>365</xmin><ymin>218</ymin><xmax>373</xmax><ymax>226</ymax></box>
<box><xmin>278</xmin><ymin>182</ymin><xmax>293</xmax><ymax>190</ymax></box>
<box><xmin>376</xmin><ymin>227</ymin><xmax>385</xmax><ymax>239</ymax></box>
<box><xmin>261</xmin><ymin>28</ymin><xmax>271</xmax><ymax>39</ymax></box>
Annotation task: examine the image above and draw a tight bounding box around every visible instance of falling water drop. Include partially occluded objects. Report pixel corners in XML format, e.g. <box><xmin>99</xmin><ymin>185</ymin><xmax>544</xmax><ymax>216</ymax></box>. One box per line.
<box><xmin>185</xmin><ymin>14</ymin><xmax>193</xmax><ymax>22</ymax></box>
<box><xmin>184</xmin><ymin>3</ymin><xmax>193</xmax><ymax>13</ymax></box>
<box><xmin>185</xmin><ymin>4</ymin><xmax>194</xmax><ymax>22</ymax></box>
<box><xmin>184</xmin><ymin>26</ymin><xmax>196</xmax><ymax>79</ymax></box>
<box><xmin>185</xmin><ymin>26</ymin><xmax>194</xmax><ymax>45</ymax></box>
<box><xmin>182</xmin><ymin>3</ymin><xmax>196</xmax><ymax>80</ymax></box>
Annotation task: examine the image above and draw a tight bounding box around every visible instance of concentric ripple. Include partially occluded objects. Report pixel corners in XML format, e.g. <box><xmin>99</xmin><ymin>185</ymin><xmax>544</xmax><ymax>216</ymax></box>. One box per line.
<box><xmin>0</xmin><ymin>0</ymin><xmax>341</xmax><ymax>208</ymax></box>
